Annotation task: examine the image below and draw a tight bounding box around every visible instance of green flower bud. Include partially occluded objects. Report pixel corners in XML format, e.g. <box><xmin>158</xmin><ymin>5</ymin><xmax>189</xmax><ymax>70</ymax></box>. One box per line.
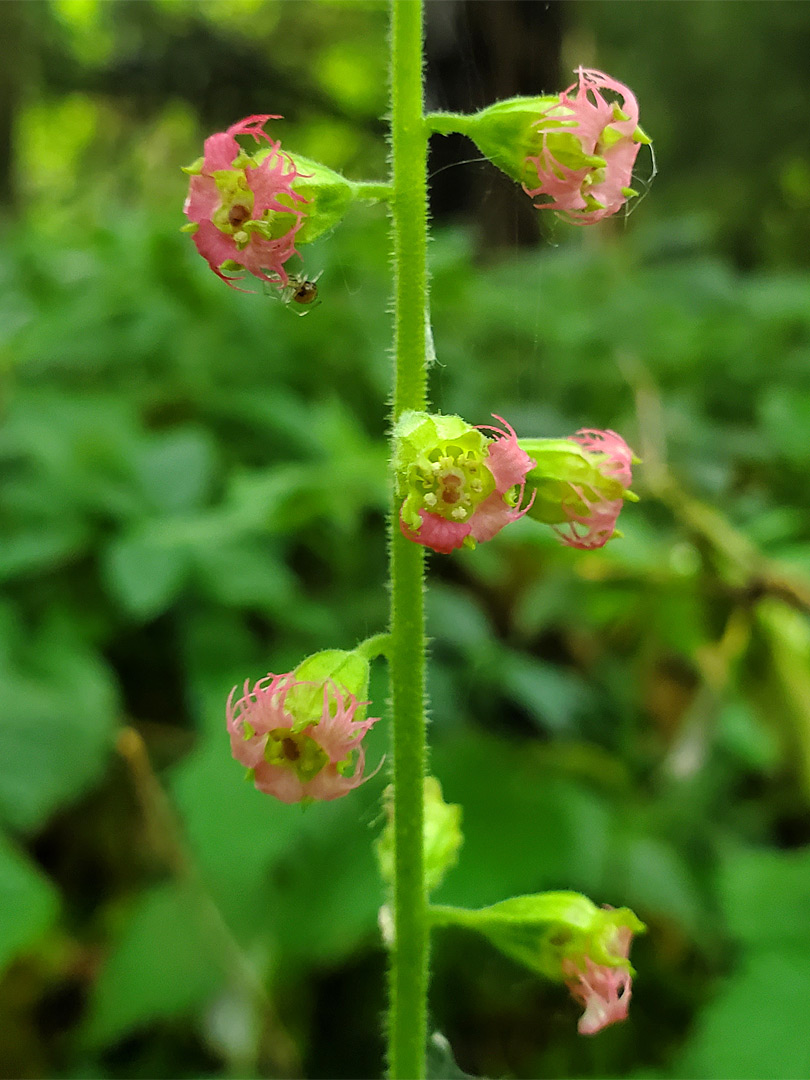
<box><xmin>376</xmin><ymin>777</ymin><xmax>463</xmax><ymax>894</ymax></box>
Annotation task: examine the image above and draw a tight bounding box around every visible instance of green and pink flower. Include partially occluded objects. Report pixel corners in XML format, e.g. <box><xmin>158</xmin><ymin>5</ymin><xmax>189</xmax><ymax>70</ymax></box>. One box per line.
<box><xmin>395</xmin><ymin>412</ymin><xmax>536</xmax><ymax>554</ymax></box>
<box><xmin>524</xmin><ymin>68</ymin><xmax>648</xmax><ymax>224</ymax></box>
<box><xmin>184</xmin><ymin>114</ymin><xmax>307</xmax><ymax>288</ymax></box>
<box><xmin>227</xmin><ymin>671</ymin><xmax>380</xmax><ymax>803</ymax></box>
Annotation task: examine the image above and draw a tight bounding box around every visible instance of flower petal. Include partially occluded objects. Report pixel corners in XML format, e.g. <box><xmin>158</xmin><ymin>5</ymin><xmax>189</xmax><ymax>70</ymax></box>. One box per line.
<box><xmin>202</xmin><ymin>131</ymin><xmax>241</xmax><ymax>173</ymax></box>
<box><xmin>400</xmin><ymin>510</ymin><xmax>471</xmax><ymax>554</ymax></box>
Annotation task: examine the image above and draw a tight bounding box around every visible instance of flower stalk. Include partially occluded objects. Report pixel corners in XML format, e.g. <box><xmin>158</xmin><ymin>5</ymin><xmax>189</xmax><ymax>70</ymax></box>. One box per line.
<box><xmin>387</xmin><ymin>0</ymin><xmax>431</xmax><ymax>1076</ymax></box>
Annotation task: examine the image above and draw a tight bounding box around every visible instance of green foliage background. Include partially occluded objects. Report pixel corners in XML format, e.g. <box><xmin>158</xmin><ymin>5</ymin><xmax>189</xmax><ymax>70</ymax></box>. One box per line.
<box><xmin>2</xmin><ymin>2</ymin><xmax>810</xmax><ymax>1078</ymax></box>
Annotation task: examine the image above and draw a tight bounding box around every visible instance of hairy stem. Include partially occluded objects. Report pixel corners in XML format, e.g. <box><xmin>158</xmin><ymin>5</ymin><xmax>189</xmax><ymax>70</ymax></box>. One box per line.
<box><xmin>387</xmin><ymin>0</ymin><xmax>430</xmax><ymax>1077</ymax></box>
<box><xmin>353</xmin><ymin>180</ymin><xmax>395</xmax><ymax>202</ymax></box>
<box><xmin>357</xmin><ymin>632</ymin><xmax>392</xmax><ymax>661</ymax></box>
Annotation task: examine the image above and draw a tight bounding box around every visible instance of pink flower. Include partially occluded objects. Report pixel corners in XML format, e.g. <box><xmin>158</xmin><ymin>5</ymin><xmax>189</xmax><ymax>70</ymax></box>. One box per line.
<box><xmin>226</xmin><ymin>672</ymin><xmax>380</xmax><ymax>803</ymax></box>
<box><xmin>524</xmin><ymin>68</ymin><xmax>643</xmax><ymax>224</ymax></box>
<box><xmin>400</xmin><ymin>416</ymin><xmax>536</xmax><ymax>554</ymax></box>
<box><xmin>184</xmin><ymin>114</ymin><xmax>307</xmax><ymax>288</ymax></box>
<box><xmin>562</xmin><ymin>924</ymin><xmax>634</xmax><ymax>1035</ymax></box>
<box><xmin>556</xmin><ymin>428</ymin><xmax>634</xmax><ymax>550</ymax></box>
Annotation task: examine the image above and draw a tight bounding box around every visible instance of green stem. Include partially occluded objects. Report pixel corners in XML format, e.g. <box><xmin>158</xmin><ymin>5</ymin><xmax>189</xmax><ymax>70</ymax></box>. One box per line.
<box><xmin>428</xmin><ymin>903</ymin><xmax>480</xmax><ymax>929</ymax></box>
<box><xmin>353</xmin><ymin>180</ymin><xmax>394</xmax><ymax>202</ymax></box>
<box><xmin>424</xmin><ymin>111</ymin><xmax>470</xmax><ymax>136</ymax></box>
<box><xmin>357</xmin><ymin>632</ymin><xmax>392</xmax><ymax>661</ymax></box>
<box><xmin>387</xmin><ymin>1</ymin><xmax>430</xmax><ymax>1078</ymax></box>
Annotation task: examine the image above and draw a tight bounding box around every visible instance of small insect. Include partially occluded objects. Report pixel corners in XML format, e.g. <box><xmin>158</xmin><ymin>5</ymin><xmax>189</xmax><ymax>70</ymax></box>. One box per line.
<box><xmin>280</xmin><ymin>270</ymin><xmax>323</xmax><ymax>314</ymax></box>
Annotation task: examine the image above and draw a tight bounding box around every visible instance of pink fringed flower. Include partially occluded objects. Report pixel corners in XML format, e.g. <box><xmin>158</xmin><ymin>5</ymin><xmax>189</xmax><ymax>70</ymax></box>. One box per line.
<box><xmin>184</xmin><ymin>114</ymin><xmax>307</xmax><ymax>288</ymax></box>
<box><xmin>227</xmin><ymin>673</ymin><xmax>380</xmax><ymax>804</ymax></box>
<box><xmin>524</xmin><ymin>68</ymin><xmax>645</xmax><ymax>224</ymax></box>
<box><xmin>563</xmin><ymin>924</ymin><xmax>634</xmax><ymax>1035</ymax></box>
<box><xmin>557</xmin><ymin>428</ymin><xmax>634</xmax><ymax>550</ymax></box>
<box><xmin>399</xmin><ymin>415</ymin><xmax>536</xmax><ymax>554</ymax></box>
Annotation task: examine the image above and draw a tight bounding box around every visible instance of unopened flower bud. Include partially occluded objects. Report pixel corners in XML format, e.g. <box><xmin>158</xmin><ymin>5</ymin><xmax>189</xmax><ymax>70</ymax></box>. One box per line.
<box><xmin>376</xmin><ymin>776</ymin><xmax>463</xmax><ymax>894</ymax></box>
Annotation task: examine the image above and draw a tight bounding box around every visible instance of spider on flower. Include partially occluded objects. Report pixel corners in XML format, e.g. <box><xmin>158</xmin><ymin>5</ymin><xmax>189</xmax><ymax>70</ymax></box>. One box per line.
<box><xmin>279</xmin><ymin>270</ymin><xmax>323</xmax><ymax>314</ymax></box>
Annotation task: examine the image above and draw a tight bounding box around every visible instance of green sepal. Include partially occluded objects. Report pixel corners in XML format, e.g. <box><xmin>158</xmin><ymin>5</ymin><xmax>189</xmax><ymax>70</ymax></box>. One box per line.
<box><xmin>286</xmin><ymin>648</ymin><xmax>371</xmax><ymax>729</ymax></box>
<box><xmin>248</xmin><ymin>150</ymin><xmax>358</xmax><ymax>244</ymax></box>
<box><xmin>180</xmin><ymin>222</ymin><xmax>198</xmax><ymax>234</ymax></box>
<box><xmin>431</xmin><ymin>892</ymin><xmax>645</xmax><ymax>983</ymax></box>
<box><xmin>519</xmin><ymin>438</ymin><xmax>629</xmax><ymax>526</ymax></box>
<box><xmin>600</xmin><ymin>125</ymin><xmax>626</xmax><ymax>151</ymax></box>
<box><xmin>582</xmin><ymin>192</ymin><xmax>606</xmax><ymax>212</ymax></box>
<box><xmin>459</xmin><ymin>96</ymin><xmax>559</xmax><ymax>186</ymax></box>
<box><xmin>393</xmin><ymin>411</ymin><xmax>489</xmax><ymax>478</ymax></box>
<box><xmin>376</xmin><ymin>777</ymin><xmax>463</xmax><ymax>895</ymax></box>
<box><xmin>181</xmin><ymin>156</ymin><xmax>204</xmax><ymax>176</ymax></box>
<box><xmin>445</xmin><ymin>94</ymin><xmax>650</xmax><ymax>190</ymax></box>
<box><xmin>392</xmin><ymin>411</ymin><xmax>495</xmax><ymax>533</ymax></box>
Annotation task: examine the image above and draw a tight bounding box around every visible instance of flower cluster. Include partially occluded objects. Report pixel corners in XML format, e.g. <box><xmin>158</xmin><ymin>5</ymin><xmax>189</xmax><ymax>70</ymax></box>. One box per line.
<box><xmin>203</xmin><ymin>68</ymin><xmax>651</xmax><ymax>1053</ymax></box>
<box><xmin>524</xmin><ymin>67</ymin><xmax>647</xmax><ymax>224</ymax></box>
<box><xmin>227</xmin><ymin>670</ymin><xmax>379</xmax><ymax>803</ymax></box>
<box><xmin>395</xmin><ymin>412</ymin><xmax>535</xmax><ymax>554</ymax></box>
<box><xmin>183</xmin><ymin>114</ymin><xmax>307</xmax><ymax>288</ymax></box>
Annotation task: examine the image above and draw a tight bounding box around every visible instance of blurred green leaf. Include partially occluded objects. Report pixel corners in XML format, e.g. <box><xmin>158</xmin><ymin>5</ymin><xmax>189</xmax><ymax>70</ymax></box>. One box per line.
<box><xmin>191</xmin><ymin>539</ymin><xmax>296</xmax><ymax>612</ymax></box>
<box><xmin>759</xmin><ymin>387</ymin><xmax>810</xmax><ymax>466</ymax></box>
<box><xmin>103</xmin><ymin>530</ymin><xmax>190</xmax><ymax>619</ymax></box>
<box><xmin>719</xmin><ymin>845</ymin><xmax>810</xmax><ymax>947</ymax></box>
<box><xmin>0</xmin><ymin>831</ymin><xmax>58</xmax><ymax>972</ymax></box>
<box><xmin>426</xmin><ymin>585</ymin><xmax>494</xmax><ymax>655</ymax></box>
<box><xmin>614</xmin><ymin>834</ymin><xmax>704</xmax><ymax>935</ymax></box>
<box><xmin>675</xmin><ymin>949</ymin><xmax>810</xmax><ymax>1080</ymax></box>
<box><xmin>431</xmin><ymin>734</ymin><xmax>613</xmax><ymax>906</ymax></box>
<box><xmin>0</xmin><ymin>522</ymin><xmax>89</xmax><ymax>582</ymax></box>
<box><xmin>264</xmin><ymin>767</ymin><xmax>386</xmax><ymax>968</ymax></box>
<box><xmin>170</xmin><ymin>740</ymin><xmax>310</xmax><ymax>931</ymax></box>
<box><xmin>132</xmin><ymin>428</ymin><xmax>217</xmax><ymax>514</ymax></box>
<box><xmin>0</xmin><ymin>629</ymin><xmax>118</xmax><ymax>831</ymax></box>
<box><xmin>499</xmin><ymin>653</ymin><xmax>593</xmax><ymax>735</ymax></box>
<box><xmin>84</xmin><ymin>883</ymin><xmax>227</xmax><ymax>1048</ymax></box>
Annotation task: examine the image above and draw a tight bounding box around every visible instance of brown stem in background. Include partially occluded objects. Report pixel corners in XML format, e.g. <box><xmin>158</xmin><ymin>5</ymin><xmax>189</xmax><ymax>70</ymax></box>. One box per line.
<box><xmin>622</xmin><ymin>352</ymin><xmax>810</xmax><ymax>616</ymax></box>
<box><xmin>117</xmin><ymin>726</ymin><xmax>301</xmax><ymax>1079</ymax></box>
<box><xmin>622</xmin><ymin>353</ymin><xmax>810</xmax><ymax>794</ymax></box>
